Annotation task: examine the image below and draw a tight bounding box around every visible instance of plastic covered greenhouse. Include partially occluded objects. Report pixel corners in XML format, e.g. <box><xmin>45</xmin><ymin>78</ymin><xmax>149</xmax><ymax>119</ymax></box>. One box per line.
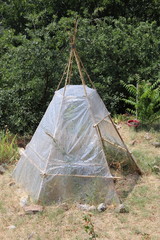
<box><xmin>13</xmin><ymin>27</ymin><xmax>142</xmax><ymax>204</ymax></box>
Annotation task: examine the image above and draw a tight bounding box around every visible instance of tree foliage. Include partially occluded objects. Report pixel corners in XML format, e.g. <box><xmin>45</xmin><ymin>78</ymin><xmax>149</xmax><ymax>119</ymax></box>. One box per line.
<box><xmin>0</xmin><ymin>1</ymin><xmax>160</xmax><ymax>134</ymax></box>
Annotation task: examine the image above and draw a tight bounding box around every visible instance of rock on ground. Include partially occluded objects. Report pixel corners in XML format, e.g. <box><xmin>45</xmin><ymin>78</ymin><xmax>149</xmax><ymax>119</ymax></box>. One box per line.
<box><xmin>97</xmin><ymin>203</ymin><xmax>107</xmax><ymax>212</ymax></box>
<box><xmin>115</xmin><ymin>204</ymin><xmax>129</xmax><ymax>213</ymax></box>
<box><xmin>0</xmin><ymin>165</ymin><xmax>6</xmax><ymax>174</ymax></box>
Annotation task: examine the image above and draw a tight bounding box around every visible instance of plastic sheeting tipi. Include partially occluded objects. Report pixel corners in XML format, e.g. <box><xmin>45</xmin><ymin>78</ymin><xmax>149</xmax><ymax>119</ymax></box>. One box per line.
<box><xmin>13</xmin><ymin>28</ymin><xmax>141</xmax><ymax>204</ymax></box>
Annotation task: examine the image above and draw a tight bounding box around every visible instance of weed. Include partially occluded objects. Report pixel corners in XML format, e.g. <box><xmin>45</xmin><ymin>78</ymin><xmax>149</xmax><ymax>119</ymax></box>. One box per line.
<box><xmin>113</xmin><ymin>114</ymin><xmax>129</xmax><ymax>124</ymax></box>
<box><xmin>148</xmin><ymin>156</ymin><xmax>160</xmax><ymax>174</ymax></box>
<box><xmin>133</xmin><ymin>228</ymin><xmax>142</xmax><ymax>235</ymax></box>
<box><xmin>141</xmin><ymin>233</ymin><xmax>151</xmax><ymax>240</ymax></box>
<box><xmin>0</xmin><ymin>130</ymin><xmax>18</xmax><ymax>164</ymax></box>
<box><xmin>36</xmin><ymin>236</ymin><xmax>42</xmax><ymax>240</ymax></box>
<box><xmin>83</xmin><ymin>214</ymin><xmax>98</xmax><ymax>240</ymax></box>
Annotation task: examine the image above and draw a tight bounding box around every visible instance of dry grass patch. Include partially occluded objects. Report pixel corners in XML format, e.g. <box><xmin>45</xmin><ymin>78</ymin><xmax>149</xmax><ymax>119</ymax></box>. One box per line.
<box><xmin>0</xmin><ymin>122</ymin><xmax>160</xmax><ymax>240</ymax></box>
<box><xmin>119</xmin><ymin>123</ymin><xmax>160</xmax><ymax>173</ymax></box>
<box><xmin>0</xmin><ymin>167</ymin><xmax>160</xmax><ymax>240</ymax></box>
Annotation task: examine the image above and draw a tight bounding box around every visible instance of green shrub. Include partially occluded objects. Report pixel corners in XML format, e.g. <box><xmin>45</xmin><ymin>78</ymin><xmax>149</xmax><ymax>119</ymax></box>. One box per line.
<box><xmin>121</xmin><ymin>76</ymin><xmax>160</xmax><ymax>124</ymax></box>
<box><xmin>0</xmin><ymin>17</ymin><xmax>160</xmax><ymax>134</ymax></box>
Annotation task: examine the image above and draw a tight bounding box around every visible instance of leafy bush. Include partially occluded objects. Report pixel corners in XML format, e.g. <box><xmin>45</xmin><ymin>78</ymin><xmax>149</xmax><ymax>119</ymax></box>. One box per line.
<box><xmin>0</xmin><ymin>17</ymin><xmax>160</xmax><ymax>134</ymax></box>
<box><xmin>121</xmin><ymin>77</ymin><xmax>160</xmax><ymax>124</ymax></box>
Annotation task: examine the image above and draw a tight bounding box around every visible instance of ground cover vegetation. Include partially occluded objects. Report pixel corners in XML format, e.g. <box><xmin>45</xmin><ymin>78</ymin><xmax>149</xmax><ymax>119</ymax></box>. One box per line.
<box><xmin>0</xmin><ymin>0</ymin><xmax>160</xmax><ymax>135</ymax></box>
<box><xmin>0</xmin><ymin>129</ymin><xmax>18</xmax><ymax>165</ymax></box>
<box><xmin>0</xmin><ymin>122</ymin><xmax>160</xmax><ymax>240</ymax></box>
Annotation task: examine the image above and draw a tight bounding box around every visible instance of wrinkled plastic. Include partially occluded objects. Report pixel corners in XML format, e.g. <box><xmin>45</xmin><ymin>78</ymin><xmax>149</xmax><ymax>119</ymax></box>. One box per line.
<box><xmin>13</xmin><ymin>85</ymin><xmax>122</xmax><ymax>204</ymax></box>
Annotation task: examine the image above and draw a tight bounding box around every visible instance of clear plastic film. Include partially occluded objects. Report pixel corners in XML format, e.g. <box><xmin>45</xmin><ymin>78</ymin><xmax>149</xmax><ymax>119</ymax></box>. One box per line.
<box><xmin>13</xmin><ymin>85</ymin><xmax>127</xmax><ymax>204</ymax></box>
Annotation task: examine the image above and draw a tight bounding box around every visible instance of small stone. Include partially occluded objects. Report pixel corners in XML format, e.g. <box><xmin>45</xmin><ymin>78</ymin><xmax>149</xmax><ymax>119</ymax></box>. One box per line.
<box><xmin>18</xmin><ymin>148</ymin><xmax>25</xmax><ymax>155</ymax></box>
<box><xmin>144</xmin><ymin>133</ymin><xmax>152</xmax><ymax>140</ymax></box>
<box><xmin>23</xmin><ymin>204</ymin><xmax>43</xmax><ymax>214</ymax></box>
<box><xmin>130</xmin><ymin>140</ymin><xmax>136</xmax><ymax>145</ymax></box>
<box><xmin>0</xmin><ymin>165</ymin><xmax>6</xmax><ymax>174</ymax></box>
<box><xmin>77</xmin><ymin>204</ymin><xmax>96</xmax><ymax>211</ymax></box>
<box><xmin>8</xmin><ymin>181</ymin><xmax>15</xmax><ymax>186</ymax></box>
<box><xmin>97</xmin><ymin>203</ymin><xmax>107</xmax><ymax>212</ymax></box>
<box><xmin>17</xmin><ymin>211</ymin><xmax>25</xmax><ymax>216</ymax></box>
<box><xmin>27</xmin><ymin>232</ymin><xmax>35</xmax><ymax>239</ymax></box>
<box><xmin>115</xmin><ymin>124</ymin><xmax>121</xmax><ymax>130</ymax></box>
<box><xmin>152</xmin><ymin>165</ymin><xmax>160</xmax><ymax>173</ymax></box>
<box><xmin>6</xmin><ymin>225</ymin><xmax>16</xmax><ymax>229</ymax></box>
<box><xmin>152</xmin><ymin>142</ymin><xmax>160</xmax><ymax>148</ymax></box>
<box><xmin>60</xmin><ymin>203</ymin><xmax>69</xmax><ymax>211</ymax></box>
<box><xmin>115</xmin><ymin>204</ymin><xmax>129</xmax><ymax>213</ymax></box>
<box><xmin>20</xmin><ymin>196</ymin><xmax>29</xmax><ymax>207</ymax></box>
<box><xmin>88</xmin><ymin>205</ymin><xmax>97</xmax><ymax>211</ymax></box>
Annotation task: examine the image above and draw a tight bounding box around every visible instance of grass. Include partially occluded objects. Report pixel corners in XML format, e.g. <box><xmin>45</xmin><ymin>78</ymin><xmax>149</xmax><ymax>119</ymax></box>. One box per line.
<box><xmin>0</xmin><ymin>120</ymin><xmax>160</xmax><ymax>239</ymax></box>
<box><xmin>118</xmin><ymin>121</ymin><xmax>160</xmax><ymax>174</ymax></box>
<box><xmin>45</xmin><ymin>208</ymin><xmax>65</xmax><ymax>221</ymax></box>
<box><xmin>0</xmin><ymin>200</ymin><xmax>6</xmax><ymax>214</ymax></box>
<box><xmin>0</xmin><ymin>170</ymin><xmax>160</xmax><ymax>239</ymax></box>
<box><xmin>0</xmin><ymin>130</ymin><xmax>18</xmax><ymax>165</ymax></box>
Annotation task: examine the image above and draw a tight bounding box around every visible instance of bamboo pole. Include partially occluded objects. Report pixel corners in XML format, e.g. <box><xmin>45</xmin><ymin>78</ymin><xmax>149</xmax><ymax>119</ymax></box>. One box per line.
<box><xmin>40</xmin><ymin>173</ymin><xmax>121</xmax><ymax>179</ymax></box>
<box><xmin>108</xmin><ymin>115</ymin><xmax>143</xmax><ymax>175</ymax></box>
<box><xmin>95</xmin><ymin>125</ymin><xmax>112</xmax><ymax>169</ymax></box>
<box><xmin>56</xmin><ymin>19</ymin><xmax>96</xmax><ymax>92</ymax></box>
<box><xmin>75</xmin><ymin>50</ymin><xmax>96</xmax><ymax>89</ymax></box>
<box><xmin>21</xmin><ymin>150</ymin><xmax>44</xmax><ymax>174</ymax></box>
<box><xmin>63</xmin><ymin>49</ymin><xmax>74</xmax><ymax>96</ymax></box>
<box><xmin>93</xmin><ymin>114</ymin><xmax>111</xmax><ymax>127</ymax></box>
<box><xmin>136</xmin><ymin>81</ymin><xmax>139</xmax><ymax>119</ymax></box>
<box><xmin>21</xmin><ymin>150</ymin><xmax>122</xmax><ymax>180</ymax></box>
<box><xmin>56</xmin><ymin>19</ymin><xmax>78</xmax><ymax>91</ymax></box>
<box><xmin>73</xmin><ymin>49</ymin><xmax>87</xmax><ymax>96</ymax></box>
<box><xmin>102</xmin><ymin>137</ymin><xmax>127</xmax><ymax>152</ymax></box>
<box><xmin>68</xmin><ymin>53</ymin><xmax>74</xmax><ymax>85</ymax></box>
<box><xmin>71</xmin><ymin>18</ymin><xmax>78</xmax><ymax>47</ymax></box>
<box><xmin>56</xmin><ymin>63</ymin><xmax>68</xmax><ymax>91</ymax></box>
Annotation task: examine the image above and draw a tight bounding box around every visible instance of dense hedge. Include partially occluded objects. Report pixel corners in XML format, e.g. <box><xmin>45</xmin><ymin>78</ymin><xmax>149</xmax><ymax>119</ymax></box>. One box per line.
<box><xmin>0</xmin><ymin>2</ymin><xmax>160</xmax><ymax>134</ymax></box>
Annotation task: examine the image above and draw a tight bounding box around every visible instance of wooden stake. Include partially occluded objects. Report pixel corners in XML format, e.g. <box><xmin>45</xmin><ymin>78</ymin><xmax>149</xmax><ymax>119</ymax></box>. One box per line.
<box><xmin>75</xmin><ymin>50</ymin><xmax>96</xmax><ymax>89</ymax></box>
<box><xmin>63</xmin><ymin>49</ymin><xmax>74</xmax><ymax>96</ymax></box>
<box><xmin>56</xmin><ymin>63</ymin><xmax>68</xmax><ymax>91</ymax></box>
<box><xmin>73</xmin><ymin>49</ymin><xmax>87</xmax><ymax>96</ymax></box>
<box><xmin>108</xmin><ymin>115</ymin><xmax>143</xmax><ymax>175</ymax></box>
<box><xmin>102</xmin><ymin>137</ymin><xmax>127</xmax><ymax>152</ymax></box>
<box><xmin>40</xmin><ymin>173</ymin><xmax>121</xmax><ymax>179</ymax></box>
<box><xmin>93</xmin><ymin>114</ymin><xmax>110</xmax><ymax>127</ymax></box>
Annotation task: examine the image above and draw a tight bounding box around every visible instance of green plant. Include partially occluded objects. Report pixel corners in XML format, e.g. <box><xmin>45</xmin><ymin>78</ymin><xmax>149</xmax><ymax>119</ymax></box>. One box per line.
<box><xmin>1</xmin><ymin>15</ymin><xmax>160</xmax><ymax>134</ymax></box>
<box><xmin>0</xmin><ymin>129</ymin><xmax>18</xmax><ymax>164</ymax></box>
<box><xmin>148</xmin><ymin>156</ymin><xmax>160</xmax><ymax>174</ymax></box>
<box><xmin>83</xmin><ymin>214</ymin><xmax>98</xmax><ymax>240</ymax></box>
<box><xmin>113</xmin><ymin>114</ymin><xmax>129</xmax><ymax>124</ymax></box>
<box><xmin>121</xmin><ymin>77</ymin><xmax>160</xmax><ymax>124</ymax></box>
